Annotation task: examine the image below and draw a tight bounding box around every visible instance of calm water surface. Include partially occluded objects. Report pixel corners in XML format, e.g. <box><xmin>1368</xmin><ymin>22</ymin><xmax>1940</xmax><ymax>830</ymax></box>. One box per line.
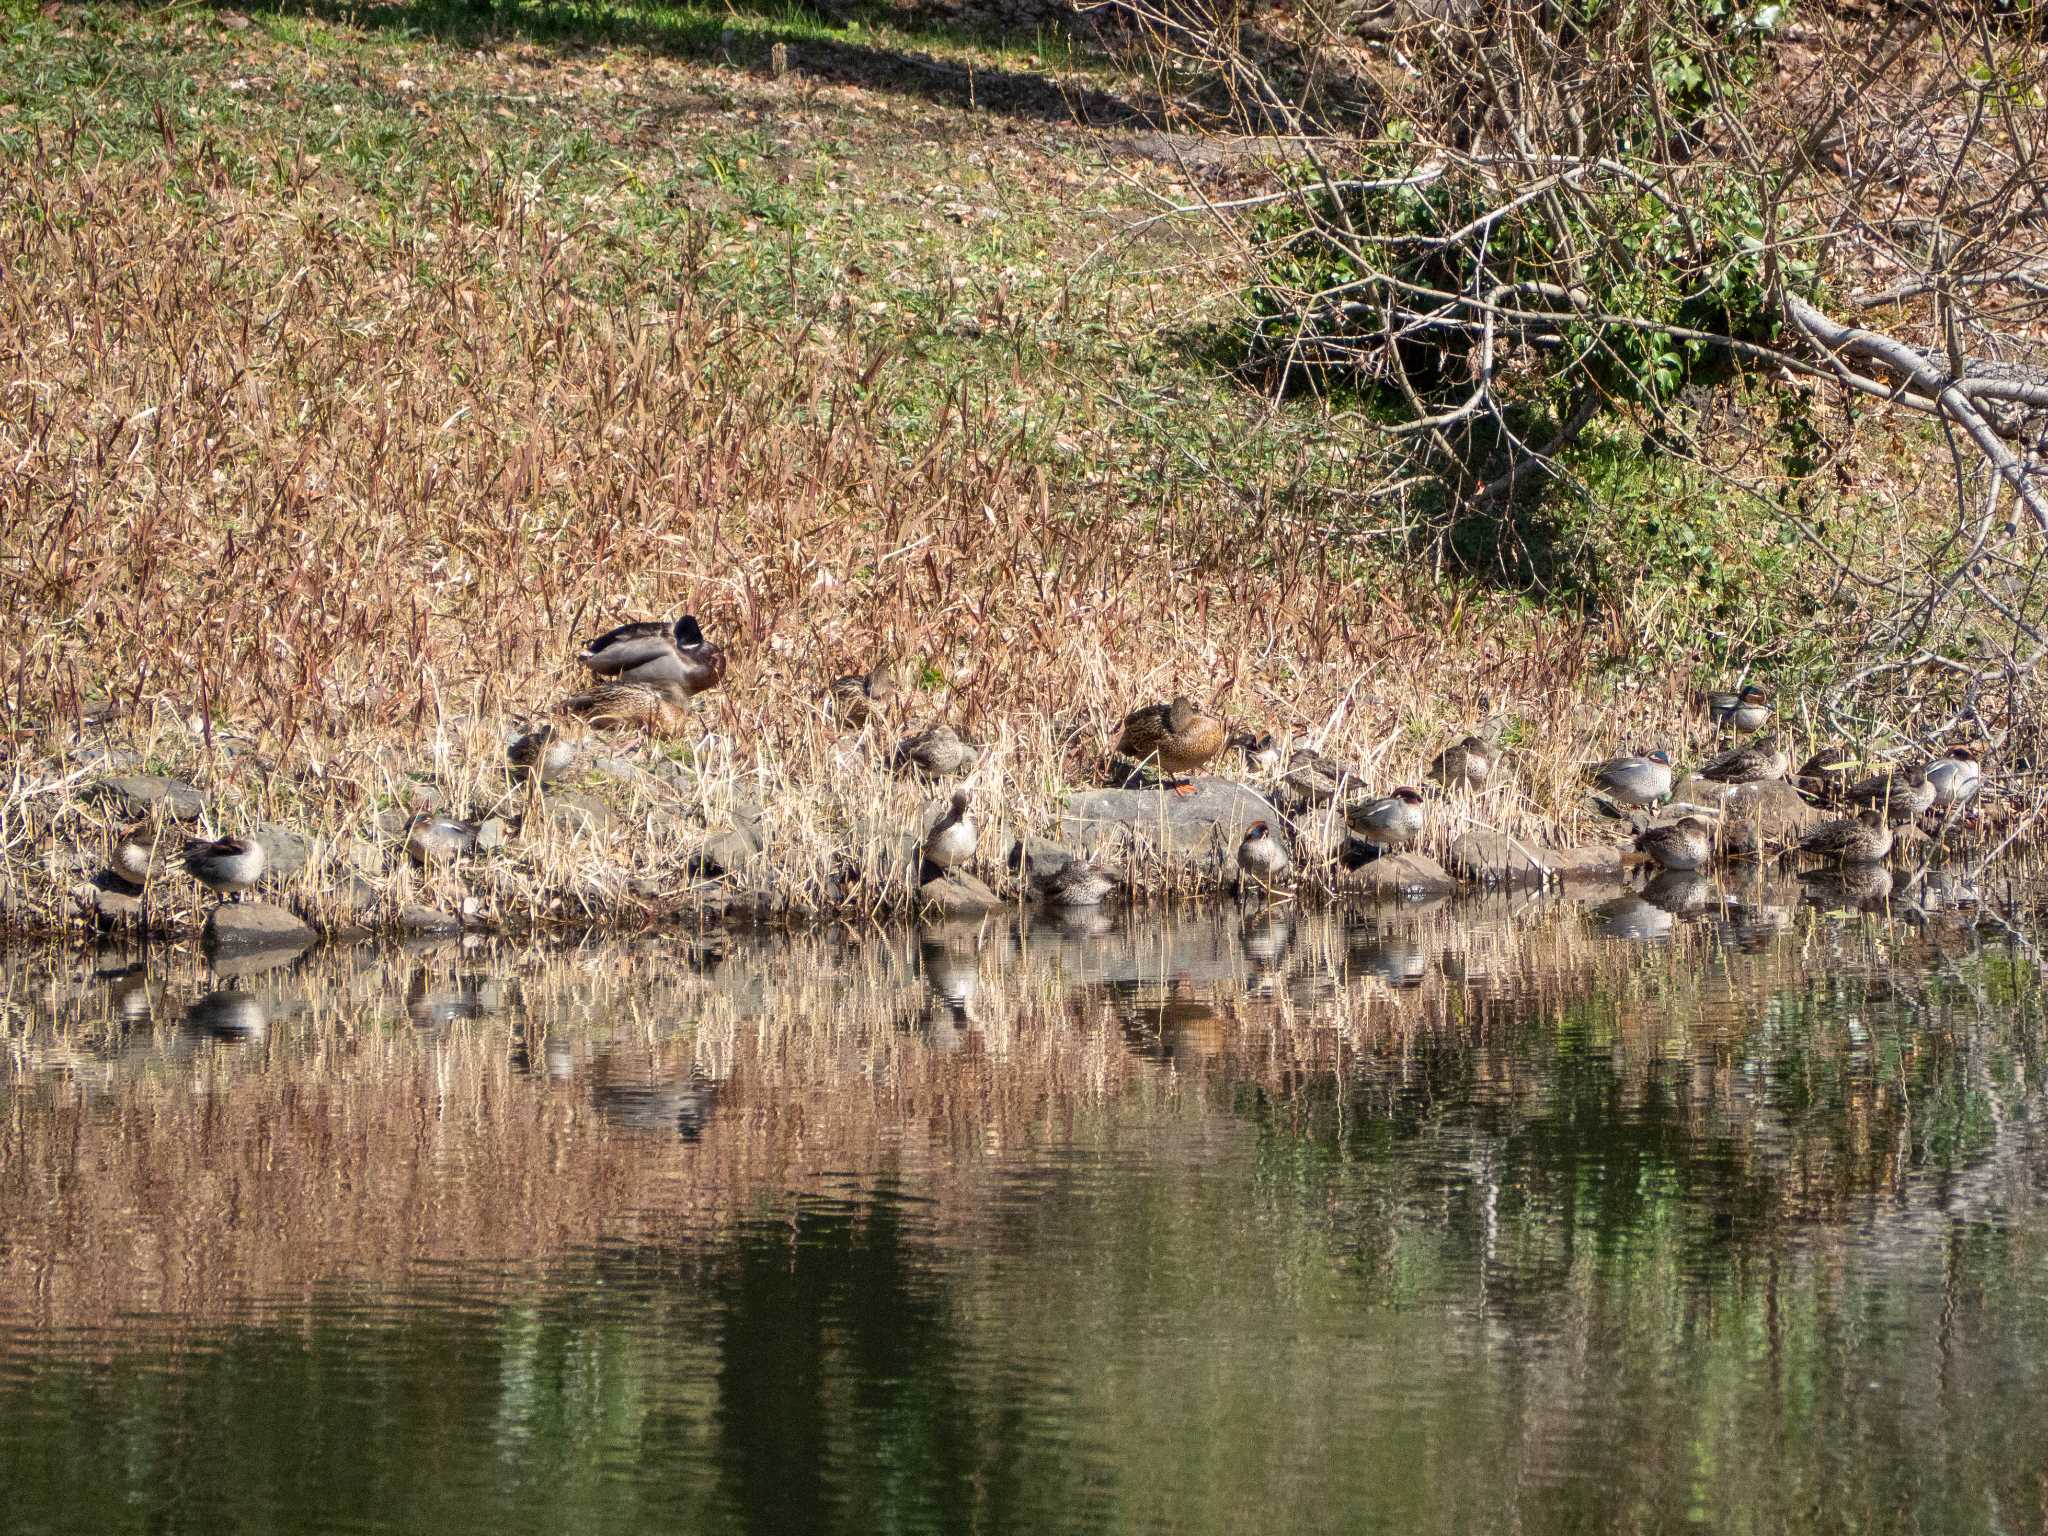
<box><xmin>3</xmin><ymin>876</ymin><xmax>2047</xmax><ymax>1534</ymax></box>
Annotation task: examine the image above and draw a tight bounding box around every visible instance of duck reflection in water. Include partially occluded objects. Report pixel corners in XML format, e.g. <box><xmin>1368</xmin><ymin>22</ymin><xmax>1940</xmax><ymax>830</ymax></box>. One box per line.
<box><xmin>590</xmin><ymin>1054</ymin><xmax>720</xmax><ymax>1143</ymax></box>
<box><xmin>1347</xmin><ymin>920</ymin><xmax>1428</xmax><ymax>989</ymax></box>
<box><xmin>1641</xmin><ymin>869</ymin><xmax>1715</xmax><ymax>917</ymax></box>
<box><xmin>1590</xmin><ymin>894</ymin><xmax>1675</xmax><ymax>942</ymax></box>
<box><xmin>1800</xmin><ymin>863</ymin><xmax>1895</xmax><ymax>913</ymax></box>
<box><xmin>184</xmin><ymin>987</ymin><xmax>268</xmax><ymax>1043</ymax></box>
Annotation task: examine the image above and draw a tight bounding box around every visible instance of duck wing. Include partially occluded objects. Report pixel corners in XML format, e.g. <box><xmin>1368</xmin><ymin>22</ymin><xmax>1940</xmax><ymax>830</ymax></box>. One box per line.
<box><xmin>578</xmin><ymin>620</ymin><xmax>680</xmax><ymax>675</ymax></box>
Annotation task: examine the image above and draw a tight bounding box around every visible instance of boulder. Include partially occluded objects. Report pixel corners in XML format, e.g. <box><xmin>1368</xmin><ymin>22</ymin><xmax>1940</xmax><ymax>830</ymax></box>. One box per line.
<box><xmin>252</xmin><ymin>821</ymin><xmax>312</xmax><ymax>880</ymax></box>
<box><xmin>1335</xmin><ymin>852</ymin><xmax>1459</xmax><ymax>898</ymax></box>
<box><xmin>204</xmin><ymin>901</ymin><xmax>314</xmax><ymax>954</ymax></box>
<box><xmin>92</xmin><ymin>775</ymin><xmax>204</xmax><ymax>820</ymax></box>
<box><xmin>1062</xmin><ymin>778</ymin><xmax>1277</xmax><ymax>859</ymax></box>
<box><xmin>696</xmin><ymin>808</ymin><xmax>768</xmax><ymax>879</ymax></box>
<box><xmin>396</xmin><ymin>903</ymin><xmax>462</xmax><ymax>936</ymax></box>
<box><xmin>1445</xmin><ymin>831</ymin><xmax>1555</xmax><ymax>887</ymax></box>
<box><xmin>474</xmin><ymin>816</ymin><xmax>509</xmax><ymax>853</ymax></box>
<box><xmin>916</xmin><ymin>869</ymin><xmax>1002</xmax><ymax>915</ymax></box>
<box><xmin>1670</xmin><ymin>776</ymin><xmax>1830</xmax><ymax>855</ymax></box>
<box><xmin>538</xmin><ymin>789</ymin><xmax>616</xmax><ymax>833</ymax></box>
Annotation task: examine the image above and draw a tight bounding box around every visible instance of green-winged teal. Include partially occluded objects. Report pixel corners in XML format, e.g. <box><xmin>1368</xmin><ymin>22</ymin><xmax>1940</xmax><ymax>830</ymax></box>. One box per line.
<box><xmin>1349</xmin><ymin>787</ymin><xmax>1426</xmax><ymax>848</ymax></box>
<box><xmin>1635</xmin><ymin>815</ymin><xmax>1713</xmax><ymax>871</ymax></box>
<box><xmin>1700</xmin><ymin>736</ymin><xmax>1789</xmax><ymax>785</ymax></box>
<box><xmin>893</xmin><ymin>723</ymin><xmax>980</xmax><ymax>780</ymax></box>
<box><xmin>922</xmin><ymin>789</ymin><xmax>975</xmax><ymax>872</ymax></box>
<box><xmin>1799</xmin><ymin>809</ymin><xmax>1894</xmax><ymax>863</ymax></box>
<box><xmin>1236</xmin><ymin>820</ymin><xmax>1293</xmax><ymax>886</ymax></box>
<box><xmin>1590</xmin><ymin>750</ymin><xmax>1672</xmax><ymax>807</ymax></box>
<box><xmin>182</xmin><ymin>835</ymin><xmax>267</xmax><ymax>901</ymax></box>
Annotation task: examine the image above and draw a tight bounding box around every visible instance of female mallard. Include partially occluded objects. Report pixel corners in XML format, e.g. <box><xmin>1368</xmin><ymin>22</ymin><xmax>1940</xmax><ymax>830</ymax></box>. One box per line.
<box><xmin>1028</xmin><ymin>853</ymin><xmax>1117</xmax><ymax>909</ymax></box>
<box><xmin>1799</xmin><ymin>809</ymin><xmax>1894</xmax><ymax>863</ymax></box>
<box><xmin>1590</xmin><ymin>750</ymin><xmax>1672</xmax><ymax>808</ymax></box>
<box><xmin>1701</xmin><ymin>683</ymin><xmax>1772</xmax><ymax>734</ymax></box>
<box><xmin>1847</xmin><ymin>762</ymin><xmax>1934</xmax><ymax>823</ymax></box>
<box><xmin>1634</xmin><ymin>815</ymin><xmax>1714</xmax><ymax>872</ymax></box>
<box><xmin>509</xmin><ymin>724</ymin><xmax>578</xmax><ymax>783</ymax></box>
<box><xmin>1923</xmin><ymin>746</ymin><xmax>1982</xmax><ymax>812</ymax></box>
<box><xmin>577</xmin><ymin>614</ymin><xmax>726</xmax><ymax>695</ymax></box>
<box><xmin>1236</xmin><ymin>820</ymin><xmax>1293</xmax><ymax>887</ymax></box>
<box><xmin>1699</xmin><ymin>736</ymin><xmax>1789</xmax><ymax>785</ymax></box>
<box><xmin>1429</xmin><ymin>734</ymin><xmax>1498</xmax><ymax>791</ymax></box>
<box><xmin>1115</xmin><ymin>695</ymin><xmax>1226</xmax><ymax>793</ymax></box>
<box><xmin>407</xmin><ymin>813</ymin><xmax>478</xmax><ymax>869</ymax></box>
<box><xmin>111</xmin><ymin>820</ymin><xmax>166</xmax><ymax>887</ymax></box>
<box><xmin>922</xmin><ymin>790</ymin><xmax>976</xmax><ymax>873</ymax></box>
<box><xmin>828</xmin><ymin>659</ymin><xmax>904</xmax><ymax>728</ymax></box>
<box><xmin>561</xmin><ymin>680</ymin><xmax>691</xmax><ymax>736</ymax></box>
<box><xmin>182</xmin><ymin>835</ymin><xmax>267</xmax><ymax>902</ymax></box>
<box><xmin>1349</xmin><ymin>787</ymin><xmax>1426</xmax><ymax>849</ymax></box>
<box><xmin>893</xmin><ymin>723</ymin><xmax>980</xmax><ymax>780</ymax></box>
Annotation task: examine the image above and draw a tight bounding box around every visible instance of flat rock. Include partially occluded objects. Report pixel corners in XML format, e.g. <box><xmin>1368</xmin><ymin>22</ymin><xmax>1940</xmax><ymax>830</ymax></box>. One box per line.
<box><xmin>916</xmin><ymin>869</ymin><xmax>1002</xmax><ymax>914</ymax></box>
<box><xmin>1671</xmin><ymin>776</ymin><xmax>1830</xmax><ymax>854</ymax></box>
<box><xmin>92</xmin><ymin>775</ymin><xmax>204</xmax><ymax>820</ymax></box>
<box><xmin>1062</xmin><ymin>778</ymin><xmax>1277</xmax><ymax>857</ymax></box>
<box><xmin>252</xmin><ymin>821</ymin><xmax>311</xmax><ymax>880</ymax></box>
<box><xmin>538</xmin><ymin>789</ymin><xmax>616</xmax><ymax>833</ymax></box>
<box><xmin>76</xmin><ymin>877</ymin><xmax>145</xmax><ymax>925</ymax></box>
<box><xmin>396</xmin><ymin>903</ymin><xmax>462</xmax><ymax>936</ymax></box>
<box><xmin>1545</xmin><ymin>843</ymin><xmax>1628</xmax><ymax>881</ymax></box>
<box><xmin>204</xmin><ymin>901</ymin><xmax>315</xmax><ymax>953</ymax></box>
<box><xmin>1446</xmin><ymin>831</ymin><xmax>1556</xmax><ymax>887</ymax></box>
<box><xmin>1335</xmin><ymin>852</ymin><xmax>1459</xmax><ymax>898</ymax></box>
<box><xmin>697</xmin><ymin>821</ymin><xmax>765</xmax><ymax>878</ymax></box>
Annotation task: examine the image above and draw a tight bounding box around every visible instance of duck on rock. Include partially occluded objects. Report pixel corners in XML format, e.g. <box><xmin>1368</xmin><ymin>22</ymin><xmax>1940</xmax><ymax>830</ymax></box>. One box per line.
<box><xmin>1115</xmin><ymin>695</ymin><xmax>1226</xmax><ymax>794</ymax></box>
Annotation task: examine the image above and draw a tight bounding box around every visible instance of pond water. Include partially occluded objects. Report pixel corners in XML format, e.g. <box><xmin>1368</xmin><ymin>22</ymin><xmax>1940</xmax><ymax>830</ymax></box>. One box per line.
<box><xmin>2</xmin><ymin>875</ymin><xmax>2046</xmax><ymax>1534</ymax></box>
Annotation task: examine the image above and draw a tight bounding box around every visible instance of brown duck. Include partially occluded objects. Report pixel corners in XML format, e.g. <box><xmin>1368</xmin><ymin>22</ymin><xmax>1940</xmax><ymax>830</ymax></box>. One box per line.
<box><xmin>561</xmin><ymin>680</ymin><xmax>692</xmax><ymax>736</ymax></box>
<box><xmin>1116</xmin><ymin>695</ymin><xmax>1226</xmax><ymax>792</ymax></box>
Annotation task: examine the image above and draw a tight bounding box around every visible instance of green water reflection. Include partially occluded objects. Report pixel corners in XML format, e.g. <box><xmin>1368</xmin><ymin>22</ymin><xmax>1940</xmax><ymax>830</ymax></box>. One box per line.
<box><xmin>1</xmin><ymin>893</ymin><xmax>2044</xmax><ymax>1534</ymax></box>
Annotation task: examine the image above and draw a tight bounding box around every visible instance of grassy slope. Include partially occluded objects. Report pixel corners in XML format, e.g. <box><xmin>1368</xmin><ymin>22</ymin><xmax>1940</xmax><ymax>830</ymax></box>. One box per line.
<box><xmin>0</xmin><ymin>0</ymin><xmax>1877</xmax><ymax>930</ymax></box>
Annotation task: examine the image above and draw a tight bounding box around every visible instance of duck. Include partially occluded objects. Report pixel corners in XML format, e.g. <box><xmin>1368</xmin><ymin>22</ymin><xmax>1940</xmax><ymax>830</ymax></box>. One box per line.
<box><xmin>1798</xmin><ymin>809</ymin><xmax>1895</xmax><ymax>863</ymax></box>
<box><xmin>576</xmin><ymin>613</ymin><xmax>726</xmax><ymax>694</ymax></box>
<box><xmin>407</xmin><ymin>813</ymin><xmax>478</xmax><ymax>869</ymax></box>
<box><xmin>1794</xmin><ymin>745</ymin><xmax>1861</xmax><ymax>806</ymax></box>
<box><xmin>893</xmin><ymin>723</ymin><xmax>980</xmax><ymax>780</ymax></box>
<box><xmin>1429</xmin><ymin>733</ymin><xmax>1498</xmax><ymax>791</ymax></box>
<box><xmin>1282</xmin><ymin>747</ymin><xmax>1363</xmax><ymax>808</ymax></box>
<box><xmin>1699</xmin><ymin>735</ymin><xmax>1790</xmax><ymax>785</ymax></box>
<box><xmin>1846</xmin><ymin>762</ymin><xmax>1934</xmax><ymax>823</ymax></box>
<box><xmin>1349</xmin><ymin>787</ymin><xmax>1426</xmax><ymax>849</ymax></box>
<box><xmin>182</xmin><ymin>835</ymin><xmax>267</xmax><ymax>902</ymax></box>
<box><xmin>1634</xmin><ymin>815</ymin><xmax>1714</xmax><ymax>871</ymax></box>
<box><xmin>1589</xmin><ymin>750</ymin><xmax>1672</xmax><ymax>808</ymax></box>
<box><xmin>1114</xmin><ymin>695</ymin><xmax>1226</xmax><ymax>793</ymax></box>
<box><xmin>921</xmin><ymin>790</ymin><xmax>976</xmax><ymax>873</ymax></box>
<box><xmin>508</xmin><ymin>723</ymin><xmax>577</xmax><ymax>783</ymax></box>
<box><xmin>1027</xmin><ymin>853</ymin><xmax>1117</xmax><ymax>909</ymax></box>
<box><xmin>828</xmin><ymin>658</ymin><xmax>904</xmax><ymax>728</ymax></box>
<box><xmin>560</xmin><ymin>680</ymin><xmax>691</xmax><ymax>736</ymax></box>
<box><xmin>1701</xmin><ymin>683</ymin><xmax>1772</xmax><ymax>734</ymax></box>
<box><xmin>1923</xmin><ymin>746</ymin><xmax>1983</xmax><ymax>812</ymax></box>
<box><xmin>1229</xmin><ymin>730</ymin><xmax>1282</xmax><ymax>774</ymax></box>
<box><xmin>1236</xmin><ymin>820</ymin><xmax>1293</xmax><ymax>887</ymax></box>
<box><xmin>110</xmin><ymin>820</ymin><xmax>167</xmax><ymax>887</ymax></box>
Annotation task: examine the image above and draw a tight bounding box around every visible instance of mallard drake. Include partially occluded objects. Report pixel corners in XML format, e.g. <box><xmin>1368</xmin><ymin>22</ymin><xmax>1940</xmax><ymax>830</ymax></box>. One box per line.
<box><xmin>561</xmin><ymin>680</ymin><xmax>691</xmax><ymax>735</ymax></box>
<box><xmin>508</xmin><ymin>724</ymin><xmax>578</xmax><ymax>783</ymax></box>
<box><xmin>922</xmin><ymin>789</ymin><xmax>975</xmax><ymax>872</ymax></box>
<box><xmin>1634</xmin><ymin>815</ymin><xmax>1714</xmax><ymax>871</ymax></box>
<box><xmin>828</xmin><ymin>658</ymin><xmax>904</xmax><ymax>728</ymax></box>
<box><xmin>1799</xmin><ymin>809</ymin><xmax>1894</xmax><ymax>863</ymax></box>
<box><xmin>1590</xmin><ymin>750</ymin><xmax>1672</xmax><ymax>807</ymax></box>
<box><xmin>1701</xmin><ymin>683</ymin><xmax>1772</xmax><ymax>734</ymax></box>
<box><xmin>407</xmin><ymin>813</ymin><xmax>478</xmax><ymax>869</ymax></box>
<box><xmin>1699</xmin><ymin>736</ymin><xmax>1790</xmax><ymax>785</ymax></box>
<box><xmin>1028</xmin><ymin>854</ymin><xmax>1117</xmax><ymax>909</ymax></box>
<box><xmin>1430</xmin><ymin>734</ymin><xmax>1498</xmax><ymax>791</ymax></box>
<box><xmin>1230</xmin><ymin>730</ymin><xmax>1282</xmax><ymax>774</ymax></box>
<box><xmin>577</xmin><ymin>614</ymin><xmax>726</xmax><ymax>694</ymax></box>
<box><xmin>1847</xmin><ymin>762</ymin><xmax>1934</xmax><ymax>823</ymax></box>
<box><xmin>1349</xmin><ymin>787</ymin><xmax>1426</xmax><ymax>848</ymax></box>
<box><xmin>1236</xmin><ymin>820</ymin><xmax>1293</xmax><ymax>886</ymax></box>
<box><xmin>893</xmin><ymin>723</ymin><xmax>979</xmax><ymax>780</ymax></box>
<box><xmin>111</xmin><ymin>820</ymin><xmax>166</xmax><ymax>887</ymax></box>
<box><xmin>1115</xmin><ymin>695</ymin><xmax>1226</xmax><ymax>793</ymax></box>
<box><xmin>1924</xmin><ymin>746</ymin><xmax>1983</xmax><ymax>811</ymax></box>
<box><xmin>1794</xmin><ymin>745</ymin><xmax>1861</xmax><ymax>806</ymax></box>
<box><xmin>1283</xmin><ymin>747</ymin><xmax>1363</xmax><ymax>807</ymax></box>
<box><xmin>182</xmin><ymin>835</ymin><xmax>267</xmax><ymax>901</ymax></box>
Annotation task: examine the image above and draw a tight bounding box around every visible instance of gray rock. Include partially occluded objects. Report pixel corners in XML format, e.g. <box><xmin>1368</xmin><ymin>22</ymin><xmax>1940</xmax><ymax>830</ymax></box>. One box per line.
<box><xmin>1336</xmin><ymin>852</ymin><xmax>1459</xmax><ymax>898</ymax></box>
<box><xmin>473</xmin><ymin>816</ymin><xmax>509</xmax><ymax>852</ymax></box>
<box><xmin>1446</xmin><ymin>831</ymin><xmax>1555</xmax><ymax>887</ymax></box>
<box><xmin>1062</xmin><ymin>778</ymin><xmax>1277</xmax><ymax>856</ymax></box>
<box><xmin>916</xmin><ymin>869</ymin><xmax>1002</xmax><ymax>914</ymax></box>
<box><xmin>76</xmin><ymin>878</ymin><xmax>145</xmax><ymax>924</ymax></box>
<box><xmin>204</xmin><ymin>901</ymin><xmax>315</xmax><ymax>953</ymax></box>
<box><xmin>252</xmin><ymin>821</ymin><xmax>311</xmax><ymax>879</ymax></box>
<box><xmin>396</xmin><ymin>904</ymin><xmax>462</xmax><ymax>936</ymax></box>
<box><xmin>1545</xmin><ymin>843</ymin><xmax>1628</xmax><ymax>882</ymax></box>
<box><xmin>539</xmin><ymin>790</ymin><xmax>616</xmax><ymax>833</ymax></box>
<box><xmin>698</xmin><ymin>821</ymin><xmax>765</xmax><ymax>878</ymax></box>
<box><xmin>93</xmin><ymin>775</ymin><xmax>204</xmax><ymax>820</ymax></box>
<box><xmin>1672</xmin><ymin>776</ymin><xmax>1828</xmax><ymax>855</ymax></box>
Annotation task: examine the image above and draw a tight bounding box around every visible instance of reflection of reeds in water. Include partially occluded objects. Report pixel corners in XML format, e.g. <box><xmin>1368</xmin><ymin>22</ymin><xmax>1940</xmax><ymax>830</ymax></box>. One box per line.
<box><xmin>0</xmin><ymin>883</ymin><xmax>2033</xmax><ymax>1332</ymax></box>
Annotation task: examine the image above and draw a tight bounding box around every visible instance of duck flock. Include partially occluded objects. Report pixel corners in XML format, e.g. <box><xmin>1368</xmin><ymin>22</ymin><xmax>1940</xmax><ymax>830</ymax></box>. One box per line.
<box><xmin>125</xmin><ymin>616</ymin><xmax>1987</xmax><ymax>912</ymax></box>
